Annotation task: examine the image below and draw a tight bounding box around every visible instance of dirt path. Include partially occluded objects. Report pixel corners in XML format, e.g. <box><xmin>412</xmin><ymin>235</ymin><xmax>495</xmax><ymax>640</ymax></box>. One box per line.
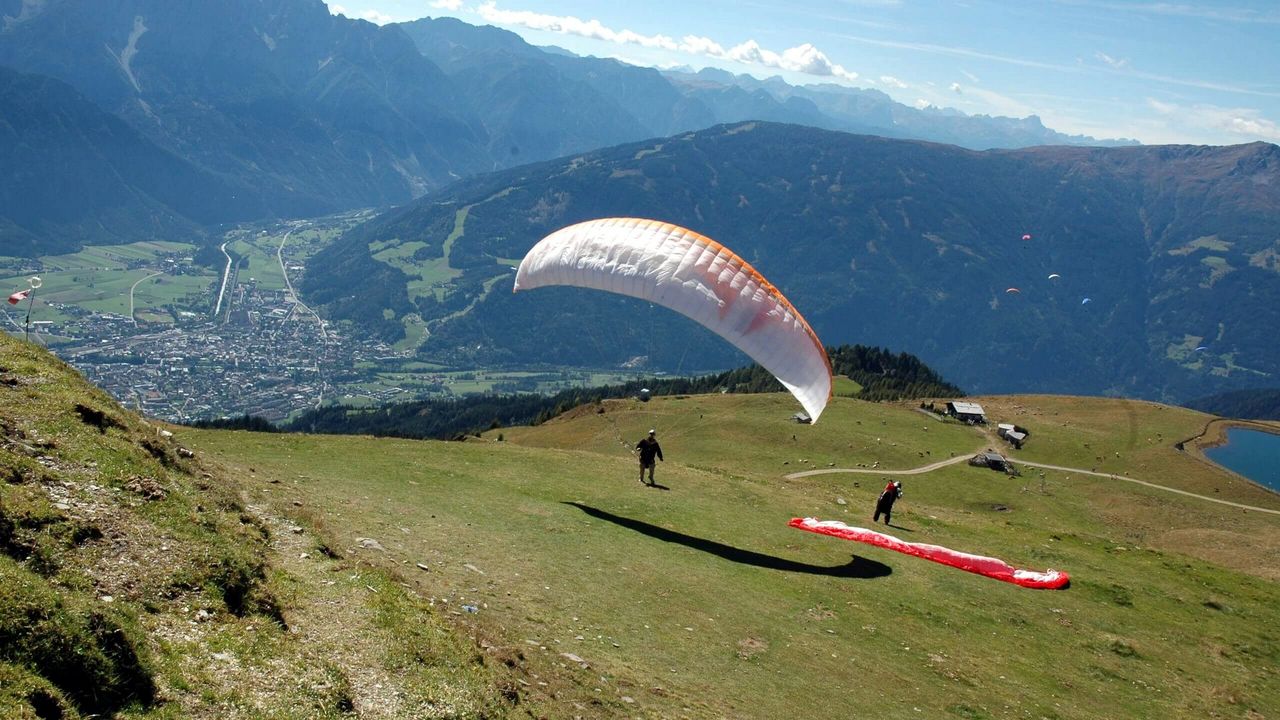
<box><xmin>243</xmin><ymin>501</ymin><xmax>426</xmax><ymax>717</ymax></box>
<box><xmin>784</xmin><ymin>452</ymin><xmax>977</xmax><ymax>479</ymax></box>
<box><xmin>786</xmin><ymin>417</ymin><xmax>1280</xmax><ymax>515</ymax></box>
<box><xmin>787</xmin><ymin>451</ymin><xmax>1280</xmax><ymax>516</ymax></box>
<box><xmin>1013</xmin><ymin>460</ymin><xmax>1280</xmax><ymax>516</ymax></box>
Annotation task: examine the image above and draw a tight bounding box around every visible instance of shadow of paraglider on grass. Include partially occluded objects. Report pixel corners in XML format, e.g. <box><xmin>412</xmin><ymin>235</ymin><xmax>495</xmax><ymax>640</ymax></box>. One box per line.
<box><xmin>563</xmin><ymin>502</ymin><xmax>892</xmax><ymax>579</ymax></box>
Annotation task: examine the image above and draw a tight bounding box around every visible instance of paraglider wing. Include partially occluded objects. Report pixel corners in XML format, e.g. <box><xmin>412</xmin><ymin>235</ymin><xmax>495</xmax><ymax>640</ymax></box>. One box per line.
<box><xmin>1081</xmin><ymin>297</ymin><xmax>1091</xmax><ymax>305</ymax></box>
<box><xmin>789</xmin><ymin>518</ymin><xmax>1070</xmax><ymax>589</ymax></box>
<box><xmin>1021</xmin><ymin>234</ymin><xmax>1032</xmax><ymax>241</ymax></box>
<box><xmin>1195</xmin><ymin>346</ymin><xmax>1208</xmax><ymax>352</ymax></box>
<box><xmin>514</xmin><ymin>218</ymin><xmax>833</xmax><ymax>421</ymax></box>
<box><xmin>1047</xmin><ymin>273</ymin><xmax>1061</xmax><ymax>280</ymax></box>
<box><xmin>7</xmin><ymin>290</ymin><xmax>28</xmax><ymax>305</ymax></box>
<box><xmin>1005</xmin><ymin>287</ymin><xmax>1021</xmax><ymax>294</ymax></box>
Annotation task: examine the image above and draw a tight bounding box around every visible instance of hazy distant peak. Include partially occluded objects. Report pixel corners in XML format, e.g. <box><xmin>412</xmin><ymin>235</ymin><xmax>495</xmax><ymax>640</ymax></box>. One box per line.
<box><xmin>538</xmin><ymin>44</ymin><xmax>578</xmax><ymax>57</ymax></box>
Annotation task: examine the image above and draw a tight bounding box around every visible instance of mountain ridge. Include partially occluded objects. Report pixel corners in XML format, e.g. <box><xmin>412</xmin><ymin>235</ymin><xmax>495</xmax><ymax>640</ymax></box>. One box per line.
<box><xmin>303</xmin><ymin>122</ymin><xmax>1279</xmax><ymax>402</ymax></box>
<box><xmin>2</xmin><ymin>1</ymin><xmax>1143</xmax><ymax>256</ymax></box>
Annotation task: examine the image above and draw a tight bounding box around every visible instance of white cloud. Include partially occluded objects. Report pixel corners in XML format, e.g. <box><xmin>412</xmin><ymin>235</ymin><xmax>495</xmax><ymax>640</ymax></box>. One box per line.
<box><xmin>1059</xmin><ymin>0</ymin><xmax>1280</xmax><ymax>25</ymax></box>
<box><xmin>855</xmin><ymin>30</ymin><xmax>1279</xmax><ymax>105</ymax></box>
<box><xmin>919</xmin><ymin>82</ymin><xmax>1035</xmax><ymax>118</ymax></box>
<box><xmin>879</xmin><ymin>75</ymin><xmax>908</xmax><ymax>89</ymax></box>
<box><xmin>1225</xmin><ymin>115</ymin><xmax>1280</xmax><ymax>139</ymax></box>
<box><xmin>960</xmin><ymin>69</ymin><xmax>979</xmax><ymax>83</ymax></box>
<box><xmin>476</xmin><ymin>3</ymin><xmax>678</xmax><ymax>49</ymax></box>
<box><xmin>358</xmin><ymin>9</ymin><xmax>395</xmax><ymax>24</ymax></box>
<box><xmin>679</xmin><ymin>35</ymin><xmax>726</xmax><ymax>56</ymax></box>
<box><xmin>431</xmin><ymin>0</ymin><xmax>463</xmax><ymax>10</ymax></box>
<box><xmin>1094</xmin><ymin>51</ymin><xmax>1129</xmax><ymax>69</ymax></box>
<box><xmin>960</xmin><ymin>86</ymin><xmax>1035</xmax><ymax>117</ymax></box>
<box><xmin>325</xmin><ymin>4</ymin><xmax>396</xmax><ymax>24</ymax></box>
<box><xmin>836</xmin><ymin>32</ymin><xmax>1080</xmax><ymax>73</ymax></box>
<box><xmin>779</xmin><ymin>43</ymin><xmax>857</xmax><ymax>81</ymax></box>
<box><xmin>1122</xmin><ymin>66</ymin><xmax>1280</xmax><ymax>99</ymax></box>
<box><xmin>1147</xmin><ymin>98</ymin><xmax>1280</xmax><ymax>141</ymax></box>
<box><xmin>475</xmin><ymin>2</ymin><xmax>857</xmax><ymax>82</ymax></box>
<box><xmin>723</xmin><ymin>39</ymin><xmax>767</xmax><ymax>64</ymax></box>
<box><xmin>914</xmin><ymin>98</ymin><xmax>933</xmax><ymax>109</ymax></box>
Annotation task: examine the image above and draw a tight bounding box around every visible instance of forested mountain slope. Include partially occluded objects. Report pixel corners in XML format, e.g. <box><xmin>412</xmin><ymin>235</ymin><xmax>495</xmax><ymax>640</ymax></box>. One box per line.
<box><xmin>306</xmin><ymin>122</ymin><xmax>1280</xmax><ymax>401</ymax></box>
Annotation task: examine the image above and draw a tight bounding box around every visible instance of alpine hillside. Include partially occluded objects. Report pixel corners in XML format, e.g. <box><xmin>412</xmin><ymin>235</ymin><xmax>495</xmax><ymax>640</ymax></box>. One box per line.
<box><xmin>304</xmin><ymin>122</ymin><xmax>1280</xmax><ymax>403</ymax></box>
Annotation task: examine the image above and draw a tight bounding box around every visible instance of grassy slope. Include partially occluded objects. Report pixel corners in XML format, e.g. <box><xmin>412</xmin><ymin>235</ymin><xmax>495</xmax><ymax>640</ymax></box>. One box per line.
<box><xmin>0</xmin><ymin>335</ymin><xmax>511</xmax><ymax>719</ymax></box>
<box><xmin>186</xmin><ymin>392</ymin><xmax>1280</xmax><ymax>720</ymax></box>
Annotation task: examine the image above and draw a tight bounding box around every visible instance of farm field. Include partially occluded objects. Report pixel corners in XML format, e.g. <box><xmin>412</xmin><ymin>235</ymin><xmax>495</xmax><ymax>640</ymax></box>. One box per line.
<box><xmin>0</xmin><ymin>240</ymin><xmax>213</xmax><ymax>325</ymax></box>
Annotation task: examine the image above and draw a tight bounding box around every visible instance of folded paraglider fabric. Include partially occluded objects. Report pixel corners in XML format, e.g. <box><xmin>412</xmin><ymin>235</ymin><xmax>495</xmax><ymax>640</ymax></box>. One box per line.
<box><xmin>789</xmin><ymin>518</ymin><xmax>1069</xmax><ymax>589</ymax></box>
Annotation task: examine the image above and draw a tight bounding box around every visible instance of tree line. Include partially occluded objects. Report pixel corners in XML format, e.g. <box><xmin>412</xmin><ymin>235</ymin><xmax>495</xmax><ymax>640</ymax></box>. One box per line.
<box><xmin>1184</xmin><ymin>388</ymin><xmax>1280</xmax><ymax>420</ymax></box>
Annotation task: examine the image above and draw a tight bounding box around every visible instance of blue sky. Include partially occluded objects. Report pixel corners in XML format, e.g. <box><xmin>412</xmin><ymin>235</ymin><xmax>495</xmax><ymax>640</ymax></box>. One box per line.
<box><xmin>326</xmin><ymin>1</ymin><xmax>1280</xmax><ymax>146</ymax></box>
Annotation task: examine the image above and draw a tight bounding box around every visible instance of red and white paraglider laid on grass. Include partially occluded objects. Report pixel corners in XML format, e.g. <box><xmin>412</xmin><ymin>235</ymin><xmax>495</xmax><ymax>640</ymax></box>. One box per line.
<box><xmin>789</xmin><ymin>518</ymin><xmax>1070</xmax><ymax>589</ymax></box>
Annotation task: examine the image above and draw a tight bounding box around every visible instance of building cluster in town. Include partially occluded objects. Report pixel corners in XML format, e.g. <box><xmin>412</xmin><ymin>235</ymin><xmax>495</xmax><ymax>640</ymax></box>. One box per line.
<box><xmin>30</xmin><ymin>284</ymin><xmax>427</xmax><ymax>423</ymax></box>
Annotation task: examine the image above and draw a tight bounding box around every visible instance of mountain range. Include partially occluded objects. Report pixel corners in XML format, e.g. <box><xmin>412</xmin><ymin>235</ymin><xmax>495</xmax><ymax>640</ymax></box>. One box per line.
<box><xmin>303</xmin><ymin>122</ymin><xmax>1280</xmax><ymax>402</ymax></box>
<box><xmin>6</xmin><ymin>0</ymin><xmax>1275</xmax><ymax>401</ymax></box>
<box><xmin>2</xmin><ymin>0</ymin><xmax>1133</xmax><ymax>255</ymax></box>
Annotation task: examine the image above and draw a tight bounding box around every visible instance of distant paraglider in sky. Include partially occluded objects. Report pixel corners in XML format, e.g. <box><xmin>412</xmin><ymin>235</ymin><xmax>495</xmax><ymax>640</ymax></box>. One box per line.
<box><xmin>514</xmin><ymin>218</ymin><xmax>833</xmax><ymax>422</ymax></box>
<box><xmin>1047</xmin><ymin>273</ymin><xmax>1061</xmax><ymax>280</ymax></box>
<box><xmin>1005</xmin><ymin>287</ymin><xmax>1021</xmax><ymax>294</ymax></box>
<box><xmin>1021</xmin><ymin>234</ymin><xmax>1032</xmax><ymax>241</ymax></box>
<box><xmin>1195</xmin><ymin>346</ymin><xmax>1209</xmax><ymax>352</ymax></box>
<box><xmin>1081</xmin><ymin>297</ymin><xmax>1092</xmax><ymax>305</ymax></box>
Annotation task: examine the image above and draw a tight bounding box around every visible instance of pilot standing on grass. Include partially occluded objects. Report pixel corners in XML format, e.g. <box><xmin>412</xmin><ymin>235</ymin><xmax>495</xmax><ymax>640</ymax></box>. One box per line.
<box><xmin>636</xmin><ymin>428</ymin><xmax>664</xmax><ymax>486</ymax></box>
<box><xmin>874</xmin><ymin>480</ymin><xmax>902</xmax><ymax>525</ymax></box>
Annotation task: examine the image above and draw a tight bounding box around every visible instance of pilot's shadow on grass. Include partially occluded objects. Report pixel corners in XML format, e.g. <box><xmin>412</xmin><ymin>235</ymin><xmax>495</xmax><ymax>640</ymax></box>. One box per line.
<box><xmin>564</xmin><ymin>502</ymin><xmax>892</xmax><ymax>579</ymax></box>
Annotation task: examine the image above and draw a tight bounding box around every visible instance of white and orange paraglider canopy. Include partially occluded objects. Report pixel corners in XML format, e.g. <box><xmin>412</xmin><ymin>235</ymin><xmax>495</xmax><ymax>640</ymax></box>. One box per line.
<box><xmin>514</xmin><ymin>218</ymin><xmax>833</xmax><ymax>422</ymax></box>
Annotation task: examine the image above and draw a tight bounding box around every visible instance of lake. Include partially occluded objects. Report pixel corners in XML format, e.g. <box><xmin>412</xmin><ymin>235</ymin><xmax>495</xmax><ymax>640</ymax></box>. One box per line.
<box><xmin>1204</xmin><ymin>427</ymin><xmax>1280</xmax><ymax>493</ymax></box>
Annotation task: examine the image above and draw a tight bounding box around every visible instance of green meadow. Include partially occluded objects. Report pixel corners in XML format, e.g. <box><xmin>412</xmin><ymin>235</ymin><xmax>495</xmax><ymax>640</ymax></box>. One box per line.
<box><xmin>186</xmin><ymin>392</ymin><xmax>1280</xmax><ymax>720</ymax></box>
<box><xmin>0</xmin><ymin>241</ymin><xmax>214</xmax><ymax>324</ymax></box>
<box><xmin>227</xmin><ymin>235</ymin><xmax>287</xmax><ymax>291</ymax></box>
